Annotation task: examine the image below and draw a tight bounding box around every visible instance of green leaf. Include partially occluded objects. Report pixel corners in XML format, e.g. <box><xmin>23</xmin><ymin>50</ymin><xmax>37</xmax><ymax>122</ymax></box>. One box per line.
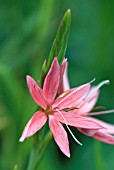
<box><xmin>27</xmin><ymin>130</ymin><xmax>52</xmax><ymax>170</ymax></box>
<box><xmin>39</xmin><ymin>59</ymin><xmax>47</xmax><ymax>88</ymax></box>
<box><xmin>47</xmin><ymin>9</ymin><xmax>71</xmax><ymax>72</ymax></box>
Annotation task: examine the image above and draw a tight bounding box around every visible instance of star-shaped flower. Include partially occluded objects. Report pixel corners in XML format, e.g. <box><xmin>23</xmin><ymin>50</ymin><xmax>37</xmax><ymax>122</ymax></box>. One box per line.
<box><xmin>19</xmin><ymin>57</ymin><xmax>106</xmax><ymax>157</ymax></box>
<box><xmin>57</xmin><ymin>63</ymin><xmax>114</xmax><ymax>145</ymax></box>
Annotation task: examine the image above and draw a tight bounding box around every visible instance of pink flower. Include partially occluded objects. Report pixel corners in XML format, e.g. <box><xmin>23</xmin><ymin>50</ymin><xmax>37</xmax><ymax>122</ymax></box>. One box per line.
<box><xmin>76</xmin><ymin>82</ymin><xmax>114</xmax><ymax>144</ymax></box>
<box><xmin>58</xmin><ymin>64</ymin><xmax>114</xmax><ymax>145</ymax></box>
<box><xmin>19</xmin><ymin>57</ymin><xmax>105</xmax><ymax>157</ymax></box>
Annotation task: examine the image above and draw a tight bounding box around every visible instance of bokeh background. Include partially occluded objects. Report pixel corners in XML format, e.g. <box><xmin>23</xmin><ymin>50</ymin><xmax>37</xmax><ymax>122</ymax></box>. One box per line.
<box><xmin>0</xmin><ymin>0</ymin><xmax>114</xmax><ymax>170</ymax></box>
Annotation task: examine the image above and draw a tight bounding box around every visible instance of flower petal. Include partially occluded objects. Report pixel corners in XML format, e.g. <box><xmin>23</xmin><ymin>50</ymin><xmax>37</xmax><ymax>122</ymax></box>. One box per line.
<box><xmin>76</xmin><ymin>87</ymin><xmax>99</xmax><ymax>115</ymax></box>
<box><xmin>78</xmin><ymin>128</ymin><xmax>114</xmax><ymax>144</ymax></box>
<box><xmin>85</xmin><ymin>117</ymin><xmax>114</xmax><ymax>134</ymax></box>
<box><xmin>49</xmin><ymin>115</ymin><xmax>70</xmax><ymax>157</ymax></box>
<box><xmin>93</xmin><ymin>131</ymin><xmax>114</xmax><ymax>144</ymax></box>
<box><xmin>54</xmin><ymin>111</ymin><xmax>104</xmax><ymax>130</ymax></box>
<box><xmin>58</xmin><ymin>58</ymin><xmax>70</xmax><ymax>95</ymax></box>
<box><xmin>27</xmin><ymin>75</ymin><xmax>48</xmax><ymax>109</ymax></box>
<box><xmin>19</xmin><ymin>110</ymin><xmax>47</xmax><ymax>142</ymax></box>
<box><xmin>78</xmin><ymin>128</ymin><xmax>98</xmax><ymax>136</ymax></box>
<box><xmin>62</xmin><ymin>61</ymin><xmax>70</xmax><ymax>91</ymax></box>
<box><xmin>53</xmin><ymin>82</ymin><xmax>91</xmax><ymax>109</ymax></box>
<box><xmin>69</xmin><ymin>80</ymin><xmax>109</xmax><ymax>115</ymax></box>
<box><xmin>78</xmin><ymin>117</ymin><xmax>114</xmax><ymax>141</ymax></box>
<box><xmin>43</xmin><ymin>57</ymin><xmax>60</xmax><ymax>104</ymax></box>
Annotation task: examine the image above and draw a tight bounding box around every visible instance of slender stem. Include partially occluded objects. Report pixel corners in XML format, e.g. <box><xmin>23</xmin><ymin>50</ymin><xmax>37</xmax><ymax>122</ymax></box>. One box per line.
<box><xmin>27</xmin><ymin>128</ymin><xmax>52</xmax><ymax>170</ymax></box>
<box><xmin>27</xmin><ymin>126</ymin><xmax>45</xmax><ymax>170</ymax></box>
<box><xmin>94</xmin><ymin>141</ymin><xmax>105</xmax><ymax>170</ymax></box>
<box><xmin>27</xmin><ymin>147</ymin><xmax>37</xmax><ymax>170</ymax></box>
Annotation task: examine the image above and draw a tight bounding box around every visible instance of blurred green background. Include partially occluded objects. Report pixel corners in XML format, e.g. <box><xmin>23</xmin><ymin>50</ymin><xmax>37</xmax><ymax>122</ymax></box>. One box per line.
<box><xmin>0</xmin><ymin>0</ymin><xmax>114</xmax><ymax>170</ymax></box>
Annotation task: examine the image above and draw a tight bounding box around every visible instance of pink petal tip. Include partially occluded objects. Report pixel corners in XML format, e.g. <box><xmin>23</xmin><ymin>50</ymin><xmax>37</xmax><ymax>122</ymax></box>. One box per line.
<box><xmin>19</xmin><ymin>137</ymin><xmax>25</xmax><ymax>142</ymax></box>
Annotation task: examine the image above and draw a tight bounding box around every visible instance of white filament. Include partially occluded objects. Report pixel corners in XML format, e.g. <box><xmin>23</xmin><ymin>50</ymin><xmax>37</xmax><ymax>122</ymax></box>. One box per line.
<box><xmin>56</xmin><ymin>109</ymin><xmax>82</xmax><ymax>146</ymax></box>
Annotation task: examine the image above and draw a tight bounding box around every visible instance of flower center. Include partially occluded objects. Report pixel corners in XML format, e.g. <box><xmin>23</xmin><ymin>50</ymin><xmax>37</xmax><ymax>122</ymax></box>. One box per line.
<box><xmin>45</xmin><ymin>106</ymin><xmax>53</xmax><ymax>115</ymax></box>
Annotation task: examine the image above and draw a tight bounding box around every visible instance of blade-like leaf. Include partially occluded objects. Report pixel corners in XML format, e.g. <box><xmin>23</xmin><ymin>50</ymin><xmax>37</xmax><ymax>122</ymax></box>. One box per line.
<box><xmin>39</xmin><ymin>59</ymin><xmax>47</xmax><ymax>88</ymax></box>
<box><xmin>47</xmin><ymin>9</ymin><xmax>71</xmax><ymax>72</ymax></box>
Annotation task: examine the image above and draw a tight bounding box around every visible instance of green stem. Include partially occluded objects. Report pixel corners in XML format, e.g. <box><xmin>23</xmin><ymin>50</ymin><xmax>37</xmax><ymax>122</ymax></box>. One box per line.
<box><xmin>27</xmin><ymin>129</ymin><xmax>52</xmax><ymax>170</ymax></box>
<box><xmin>94</xmin><ymin>141</ymin><xmax>105</xmax><ymax>170</ymax></box>
<box><xmin>27</xmin><ymin>147</ymin><xmax>37</xmax><ymax>170</ymax></box>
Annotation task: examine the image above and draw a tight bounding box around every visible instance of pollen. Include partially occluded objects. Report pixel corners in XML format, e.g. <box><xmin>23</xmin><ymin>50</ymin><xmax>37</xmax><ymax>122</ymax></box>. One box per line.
<box><xmin>59</xmin><ymin>90</ymin><xmax>70</xmax><ymax>98</ymax></box>
<box><xmin>63</xmin><ymin>107</ymin><xmax>79</xmax><ymax>112</ymax></box>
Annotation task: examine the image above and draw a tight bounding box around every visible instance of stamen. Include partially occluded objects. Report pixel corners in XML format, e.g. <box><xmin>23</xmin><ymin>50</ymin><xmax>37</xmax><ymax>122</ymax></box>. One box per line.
<box><xmin>56</xmin><ymin>109</ymin><xmax>82</xmax><ymax>146</ymax></box>
<box><xmin>59</xmin><ymin>90</ymin><xmax>70</xmax><ymax>98</ymax></box>
<box><xmin>62</xmin><ymin>107</ymin><xmax>79</xmax><ymax>112</ymax></box>
<box><xmin>93</xmin><ymin>106</ymin><xmax>106</xmax><ymax>111</ymax></box>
